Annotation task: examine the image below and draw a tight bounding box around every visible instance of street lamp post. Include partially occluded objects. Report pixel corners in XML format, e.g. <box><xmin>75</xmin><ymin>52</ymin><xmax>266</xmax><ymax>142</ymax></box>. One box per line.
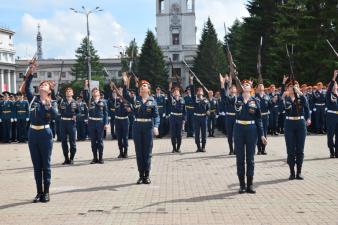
<box><xmin>70</xmin><ymin>6</ymin><xmax>103</xmax><ymax>98</ymax></box>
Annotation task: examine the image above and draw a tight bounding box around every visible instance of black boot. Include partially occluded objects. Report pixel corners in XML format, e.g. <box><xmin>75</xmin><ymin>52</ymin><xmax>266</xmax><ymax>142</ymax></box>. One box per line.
<box><xmin>118</xmin><ymin>148</ymin><xmax>124</xmax><ymax>158</ymax></box>
<box><xmin>335</xmin><ymin>148</ymin><xmax>338</xmax><ymax>158</ymax></box>
<box><xmin>123</xmin><ymin>148</ymin><xmax>128</xmax><ymax>158</ymax></box>
<box><xmin>33</xmin><ymin>184</ymin><xmax>43</xmax><ymax>203</ymax></box>
<box><xmin>296</xmin><ymin>165</ymin><xmax>304</xmax><ymax>180</ymax></box>
<box><xmin>257</xmin><ymin>145</ymin><xmax>262</xmax><ymax>155</ymax></box>
<box><xmin>69</xmin><ymin>153</ymin><xmax>75</xmax><ymax>165</ymax></box>
<box><xmin>176</xmin><ymin>138</ymin><xmax>182</xmax><ymax>153</ymax></box>
<box><xmin>246</xmin><ymin>176</ymin><xmax>256</xmax><ymax>194</ymax></box>
<box><xmin>229</xmin><ymin>144</ymin><xmax>234</xmax><ymax>155</ymax></box>
<box><xmin>201</xmin><ymin>143</ymin><xmax>206</xmax><ymax>152</ymax></box>
<box><xmin>289</xmin><ymin>165</ymin><xmax>295</xmax><ymax>180</ymax></box>
<box><xmin>137</xmin><ymin>171</ymin><xmax>144</xmax><ymax>184</ymax></box>
<box><xmin>261</xmin><ymin>145</ymin><xmax>267</xmax><ymax>155</ymax></box>
<box><xmin>90</xmin><ymin>152</ymin><xmax>98</xmax><ymax>164</ymax></box>
<box><xmin>143</xmin><ymin>171</ymin><xmax>151</xmax><ymax>184</ymax></box>
<box><xmin>171</xmin><ymin>138</ymin><xmax>177</xmax><ymax>153</ymax></box>
<box><xmin>238</xmin><ymin>176</ymin><xmax>246</xmax><ymax>194</ymax></box>
<box><xmin>62</xmin><ymin>154</ymin><xmax>70</xmax><ymax>165</ymax></box>
<box><xmin>40</xmin><ymin>183</ymin><xmax>50</xmax><ymax>203</ymax></box>
<box><xmin>330</xmin><ymin>148</ymin><xmax>335</xmax><ymax>158</ymax></box>
<box><xmin>196</xmin><ymin>143</ymin><xmax>201</xmax><ymax>152</ymax></box>
<box><xmin>98</xmin><ymin>152</ymin><xmax>104</xmax><ymax>164</ymax></box>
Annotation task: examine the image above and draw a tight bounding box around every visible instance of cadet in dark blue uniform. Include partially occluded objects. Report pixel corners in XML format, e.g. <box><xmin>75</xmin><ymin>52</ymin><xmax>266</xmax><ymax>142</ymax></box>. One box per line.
<box><xmin>255</xmin><ymin>84</ymin><xmax>271</xmax><ymax>155</ymax></box>
<box><xmin>0</xmin><ymin>92</ymin><xmax>14</xmax><ymax>143</ymax></box>
<box><xmin>107</xmin><ymin>90</ymin><xmax>117</xmax><ymax>140</ymax></box>
<box><xmin>128</xmin><ymin>89</ymin><xmax>136</xmax><ymax>139</ymax></box>
<box><xmin>221</xmin><ymin>81</ymin><xmax>237</xmax><ymax>155</ymax></box>
<box><xmin>85</xmin><ymin>85</ymin><xmax>109</xmax><ymax>164</ymax></box>
<box><xmin>168</xmin><ymin>81</ymin><xmax>186</xmax><ymax>153</ymax></box>
<box><xmin>113</xmin><ymin>86</ymin><xmax>132</xmax><ymax>159</ymax></box>
<box><xmin>0</xmin><ymin>94</ymin><xmax>3</xmax><ymax>142</ymax></box>
<box><xmin>189</xmin><ymin>76</ymin><xmax>210</xmax><ymax>152</ymax></box>
<box><xmin>59</xmin><ymin>87</ymin><xmax>79</xmax><ymax>165</ymax></box>
<box><xmin>313</xmin><ymin>82</ymin><xmax>326</xmax><ymax>134</ymax></box>
<box><xmin>76</xmin><ymin>96</ymin><xmax>88</xmax><ymax>141</ymax></box>
<box><xmin>207</xmin><ymin>91</ymin><xmax>218</xmax><ymax>137</ymax></box>
<box><xmin>23</xmin><ymin>62</ymin><xmax>57</xmax><ymax>203</ymax></box>
<box><xmin>123</xmin><ymin>75</ymin><xmax>160</xmax><ymax>184</ymax></box>
<box><xmin>10</xmin><ymin>94</ymin><xmax>18</xmax><ymax>142</ymax></box>
<box><xmin>15</xmin><ymin>92</ymin><xmax>29</xmax><ymax>143</ymax></box>
<box><xmin>154</xmin><ymin>87</ymin><xmax>167</xmax><ymax>138</ymax></box>
<box><xmin>269</xmin><ymin>85</ymin><xmax>280</xmax><ymax>135</ymax></box>
<box><xmin>55</xmin><ymin>95</ymin><xmax>62</xmax><ymax>142</ymax></box>
<box><xmin>281</xmin><ymin>76</ymin><xmax>311</xmax><ymax>180</ymax></box>
<box><xmin>326</xmin><ymin>70</ymin><xmax>338</xmax><ymax>158</ymax></box>
<box><xmin>221</xmin><ymin>75</ymin><xmax>266</xmax><ymax>194</ymax></box>
<box><xmin>184</xmin><ymin>87</ymin><xmax>194</xmax><ymax>137</ymax></box>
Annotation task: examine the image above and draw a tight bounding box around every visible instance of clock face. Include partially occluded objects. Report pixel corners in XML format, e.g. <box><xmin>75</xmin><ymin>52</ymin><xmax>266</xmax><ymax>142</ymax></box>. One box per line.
<box><xmin>171</xmin><ymin>3</ymin><xmax>180</xmax><ymax>14</ymax></box>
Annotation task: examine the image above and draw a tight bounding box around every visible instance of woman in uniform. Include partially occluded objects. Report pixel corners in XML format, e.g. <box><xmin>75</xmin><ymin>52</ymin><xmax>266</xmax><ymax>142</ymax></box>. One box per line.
<box><xmin>220</xmin><ymin>74</ymin><xmax>267</xmax><ymax>194</ymax></box>
<box><xmin>167</xmin><ymin>81</ymin><xmax>186</xmax><ymax>153</ymax></box>
<box><xmin>281</xmin><ymin>75</ymin><xmax>311</xmax><ymax>180</ymax></box>
<box><xmin>22</xmin><ymin>61</ymin><xmax>57</xmax><ymax>203</ymax></box>
<box><xmin>221</xmin><ymin>77</ymin><xmax>238</xmax><ymax>155</ymax></box>
<box><xmin>326</xmin><ymin>70</ymin><xmax>338</xmax><ymax>158</ymax></box>
<box><xmin>123</xmin><ymin>74</ymin><xmax>160</xmax><ymax>184</ymax></box>
<box><xmin>86</xmin><ymin>86</ymin><xmax>109</xmax><ymax>164</ymax></box>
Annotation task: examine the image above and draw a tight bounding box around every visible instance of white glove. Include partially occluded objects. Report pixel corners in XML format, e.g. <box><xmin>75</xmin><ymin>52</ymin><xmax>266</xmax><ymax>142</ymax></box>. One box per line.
<box><xmin>14</xmin><ymin>118</ymin><xmax>17</xmax><ymax>122</ymax></box>
<box><xmin>26</xmin><ymin>118</ymin><xmax>29</xmax><ymax>122</ymax></box>
<box><xmin>0</xmin><ymin>119</ymin><xmax>2</xmax><ymax>122</ymax></box>
<box><xmin>10</xmin><ymin>118</ymin><xmax>14</xmax><ymax>123</ymax></box>
<box><xmin>216</xmin><ymin>115</ymin><xmax>219</xmax><ymax>119</ymax></box>
<box><xmin>162</xmin><ymin>113</ymin><xmax>166</xmax><ymax>117</ymax></box>
<box><xmin>153</xmin><ymin>127</ymin><xmax>159</xmax><ymax>136</ymax></box>
<box><xmin>85</xmin><ymin>120</ymin><xmax>88</xmax><ymax>123</ymax></box>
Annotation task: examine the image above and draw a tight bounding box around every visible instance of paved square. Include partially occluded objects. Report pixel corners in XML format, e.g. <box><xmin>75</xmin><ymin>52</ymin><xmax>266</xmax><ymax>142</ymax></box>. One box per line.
<box><xmin>0</xmin><ymin>135</ymin><xmax>337</xmax><ymax>225</ymax></box>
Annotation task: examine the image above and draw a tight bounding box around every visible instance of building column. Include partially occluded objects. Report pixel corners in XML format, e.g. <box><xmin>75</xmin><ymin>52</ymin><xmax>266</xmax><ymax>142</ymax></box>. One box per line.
<box><xmin>7</xmin><ymin>70</ymin><xmax>11</xmax><ymax>92</ymax></box>
<box><xmin>12</xmin><ymin>70</ymin><xmax>16</xmax><ymax>93</ymax></box>
<box><xmin>0</xmin><ymin>69</ymin><xmax>4</xmax><ymax>93</ymax></box>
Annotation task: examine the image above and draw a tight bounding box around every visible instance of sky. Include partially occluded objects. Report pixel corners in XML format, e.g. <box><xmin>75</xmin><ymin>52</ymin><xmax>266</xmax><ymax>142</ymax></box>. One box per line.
<box><xmin>0</xmin><ymin>0</ymin><xmax>250</xmax><ymax>59</ymax></box>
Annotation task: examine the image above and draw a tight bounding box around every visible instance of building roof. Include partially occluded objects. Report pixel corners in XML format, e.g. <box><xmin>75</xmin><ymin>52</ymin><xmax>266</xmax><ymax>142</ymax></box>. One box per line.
<box><xmin>0</xmin><ymin>27</ymin><xmax>15</xmax><ymax>35</ymax></box>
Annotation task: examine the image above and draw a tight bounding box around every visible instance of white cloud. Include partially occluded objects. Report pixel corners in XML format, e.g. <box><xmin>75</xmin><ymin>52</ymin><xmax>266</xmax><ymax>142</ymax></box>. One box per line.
<box><xmin>15</xmin><ymin>10</ymin><xmax>128</xmax><ymax>59</ymax></box>
<box><xmin>195</xmin><ymin>0</ymin><xmax>249</xmax><ymax>41</ymax></box>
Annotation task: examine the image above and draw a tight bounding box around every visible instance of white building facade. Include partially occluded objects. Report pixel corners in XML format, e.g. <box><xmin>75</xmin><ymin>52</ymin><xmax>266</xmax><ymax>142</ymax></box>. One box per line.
<box><xmin>0</xmin><ymin>27</ymin><xmax>16</xmax><ymax>93</ymax></box>
<box><xmin>15</xmin><ymin>58</ymin><xmax>122</xmax><ymax>94</ymax></box>
<box><xmin>156</xmin><ymin>0</ymin><xmax>197</xmax><ymax>87</ymax></box>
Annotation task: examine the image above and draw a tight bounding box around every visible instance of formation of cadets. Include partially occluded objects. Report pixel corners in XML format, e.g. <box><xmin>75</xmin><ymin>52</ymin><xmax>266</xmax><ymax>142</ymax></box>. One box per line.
<box><xmin>4</xmin><ymin>59</ymin><xmax>338</xmax><ymax>202</ymax></box>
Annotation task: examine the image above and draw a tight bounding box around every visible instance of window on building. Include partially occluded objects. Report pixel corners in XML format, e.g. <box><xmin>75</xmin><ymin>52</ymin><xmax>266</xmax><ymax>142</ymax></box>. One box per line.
<box><xmin>61</xmin><ymin>72</ymin><xmax>66</xmax><ymax>78</ymax></box>
<box><xmin>187</xmin><ymin>0</ymin><xmax>193</xmax><ymax>12</ymax></box>
<box><xmin>33</xmin><ymin>73</ymin><xmax>37</xmax><ymax>78</ymax></box>
<box><xmin>33</xmin><ymin>86</ymin><xmax>38</xmax><ymax>93</ymax></box>
<box><xmin>19</xmin><ymin>73</ymin><xmax>24</xmax><ymax>78</ymax></box>
<box><xmin>47</xmin><ymin>72</ymin><xmax>52</xmax><ymax>78</ymax></box>
<box><xmin>159</xmin><ymin>0</ymin><xmax>165</xmax><ymax>13</ymax></box>
<box><xmin>173</xmin><ymin>54</ymin><xmax>180</xmax><ymax>61</ymax></box>
<box><xmin>172</xmin><ymin>33</ymin><xmax>180</xmax><ymax>45</ymax></box>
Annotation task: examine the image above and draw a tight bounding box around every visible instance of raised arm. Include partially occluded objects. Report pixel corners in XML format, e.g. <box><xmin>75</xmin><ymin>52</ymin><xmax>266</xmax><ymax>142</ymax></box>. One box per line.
<box><xmin>327</xmin><ymin>70</ymin><xmax>338</xmax><ymax>94</ymax></box>
<box><xmin>281</xmin><ymin>75</ymin><xmax>288</xmax><ymax>95</ymax></box>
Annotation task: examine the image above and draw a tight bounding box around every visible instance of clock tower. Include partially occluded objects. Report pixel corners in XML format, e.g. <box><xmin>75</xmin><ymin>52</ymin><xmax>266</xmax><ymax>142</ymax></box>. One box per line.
<box><xmin>156</xmin><ymin>0</ymin><xmax>197</xmax><ymax>87</ymax></box>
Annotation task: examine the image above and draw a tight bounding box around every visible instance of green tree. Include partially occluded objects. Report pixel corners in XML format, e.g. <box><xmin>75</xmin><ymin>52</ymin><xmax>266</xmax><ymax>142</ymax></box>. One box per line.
<box><xmin>69</xmin><ymin>37</ymin><xmax>106</xmax><ymax>95</ymax></box>
<box><xmin>121</xmin><ymin>39</ymin><xmax>139</xmax><ymax>73</ymax></box>
<box><xmin>71</xmin><ymin>37</ymin><xmax>105</xmax><ymax>81</ymax></box>
<box><xmin>193</xmin><ymin>17</ymin><xmax>227</xmax><ymax>91</ymax></box>
<box><xmin>138</xmin><ymin>30</ymin><xmax>168</xmax><ymax>88</ymax></box>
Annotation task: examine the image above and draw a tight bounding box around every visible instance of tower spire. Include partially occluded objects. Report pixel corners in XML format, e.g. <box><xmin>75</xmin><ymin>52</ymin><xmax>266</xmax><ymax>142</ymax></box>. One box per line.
<box><xmin>36</xmin><ymin>24</ymin><xmax>43</xmax><ymax>59</ymax></box>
